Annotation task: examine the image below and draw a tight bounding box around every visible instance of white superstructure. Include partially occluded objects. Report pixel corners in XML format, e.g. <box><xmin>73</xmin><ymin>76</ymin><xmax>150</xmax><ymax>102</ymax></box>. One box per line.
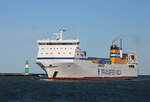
<box><xmin>36</xmin><ymin>29</ymin><xmax>138</xmax><ymax>80</ymax></box>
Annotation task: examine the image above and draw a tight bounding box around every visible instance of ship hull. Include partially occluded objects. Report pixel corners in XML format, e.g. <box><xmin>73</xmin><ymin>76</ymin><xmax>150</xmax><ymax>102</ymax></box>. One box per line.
<box><xmin>37</xmin><ymin>59</ymin><xmax>138</xmax><ymax>80</ymax></box>
<box><xmin>48</xmin><ymin>77</ymin><xmax>132</xmax><ymax>80</ymax></box>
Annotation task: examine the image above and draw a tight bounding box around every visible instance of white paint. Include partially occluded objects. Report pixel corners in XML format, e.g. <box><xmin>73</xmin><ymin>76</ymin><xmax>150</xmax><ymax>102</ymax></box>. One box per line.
<box><xmin>36</xmin><ymin>29</ymin><xmax>139</xmax><ymax>78</ymax></box>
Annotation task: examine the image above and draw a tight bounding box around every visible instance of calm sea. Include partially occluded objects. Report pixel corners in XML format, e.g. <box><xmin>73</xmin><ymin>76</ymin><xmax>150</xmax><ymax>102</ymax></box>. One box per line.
<box><xmin>0</xmin><ymin>75</ymin><xmax>150</xmax><ymax>102</ymax></box>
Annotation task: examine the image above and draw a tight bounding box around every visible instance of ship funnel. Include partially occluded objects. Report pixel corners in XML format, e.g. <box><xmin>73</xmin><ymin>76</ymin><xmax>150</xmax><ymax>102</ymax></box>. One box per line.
<box><xmin>110</xmin><ymin>38</ymin><xmax>123</xmax><ymax>58</ymax></box>
<box><xmin>110</xmin><ymin>38</ymin><xmax>128</xmax><ymax>64</ymax></box>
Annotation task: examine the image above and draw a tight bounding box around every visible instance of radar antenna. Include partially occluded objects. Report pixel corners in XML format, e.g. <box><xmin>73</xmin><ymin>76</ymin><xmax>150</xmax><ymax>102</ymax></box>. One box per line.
<box><xmin>55</xmin><ymin>28</ymin><xmax>66</xmax><ymax>40</ymax></box>
<box><xmin>112</xmin><ymin>37</ymin><xmax>123</xmax><ymax>49</ymax></box>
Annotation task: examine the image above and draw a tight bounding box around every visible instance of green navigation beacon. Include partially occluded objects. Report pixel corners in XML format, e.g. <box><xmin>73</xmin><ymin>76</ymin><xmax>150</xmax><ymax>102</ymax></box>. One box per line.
<box><xmin>24</xmin><ymin>60</ymin><xmax>30</xmax><ymax>75</ymax></box>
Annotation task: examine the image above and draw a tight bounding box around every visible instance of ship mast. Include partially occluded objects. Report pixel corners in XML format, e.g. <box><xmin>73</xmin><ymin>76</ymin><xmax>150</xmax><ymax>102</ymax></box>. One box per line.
<box><xmin>55</xmin><ymin>29</ymin><xmax>66</xmax><ymax>40</ymax></box>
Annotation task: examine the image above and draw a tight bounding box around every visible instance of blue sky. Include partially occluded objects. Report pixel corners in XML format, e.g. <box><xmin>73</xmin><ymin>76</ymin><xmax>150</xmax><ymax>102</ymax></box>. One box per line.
<box><xmin>0</xmin><ymin>0</ymin><xmax>150</xmax><ymax>74</ymax></box>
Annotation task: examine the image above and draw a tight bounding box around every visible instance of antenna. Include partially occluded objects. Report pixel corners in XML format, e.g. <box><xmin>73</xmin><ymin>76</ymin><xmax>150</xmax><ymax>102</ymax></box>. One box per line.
<box><xmin>112</xmin><ymin>36</ymin><xmax>123</xmax><ymax>48</ymax></box>
<box><xmin>120</xmin><ymin>38</ymin><xmax>123</xmax><ymax>50</ymax></box>
<box><xmin>55</xmin><ymin>28</ymin><xmax>66</xmax><ymax>40</ymax></box>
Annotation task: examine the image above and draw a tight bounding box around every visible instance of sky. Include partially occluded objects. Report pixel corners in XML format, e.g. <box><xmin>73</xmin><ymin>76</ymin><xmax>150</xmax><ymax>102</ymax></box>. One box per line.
<box><xmin>0</xmin><ymin>0</ymin><xmax>150</xmax><ymax>75</ymax></box>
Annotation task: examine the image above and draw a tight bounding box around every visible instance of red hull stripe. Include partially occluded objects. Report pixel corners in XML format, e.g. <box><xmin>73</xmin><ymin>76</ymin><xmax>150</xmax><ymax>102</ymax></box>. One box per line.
<box><xmin>48</xmin><ymin>77</ymin><xmax>132</xmax><ymax>80</ymax></box>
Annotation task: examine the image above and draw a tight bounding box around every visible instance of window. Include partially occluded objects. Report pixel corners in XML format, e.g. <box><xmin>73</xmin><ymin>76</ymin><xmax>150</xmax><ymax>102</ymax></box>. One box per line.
<box><xmin>38</xmin><ymin>42</ymin><xmax>80</xmax><ymax>45</ymax></box>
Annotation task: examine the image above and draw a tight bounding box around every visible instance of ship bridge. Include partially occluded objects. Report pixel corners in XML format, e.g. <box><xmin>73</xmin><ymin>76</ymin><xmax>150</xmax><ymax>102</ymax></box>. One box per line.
<box><xmin>37</xmin><ymin>29</ymin><xmax>81</xmax><ymax>59</ymax></box>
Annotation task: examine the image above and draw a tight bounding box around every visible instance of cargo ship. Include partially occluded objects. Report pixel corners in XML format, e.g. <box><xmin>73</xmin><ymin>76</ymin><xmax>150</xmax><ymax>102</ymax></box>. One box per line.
<box><xmin>36</xmin><ymin>29</ymin><xmax>138</xmax><ymax>80</ymax></box>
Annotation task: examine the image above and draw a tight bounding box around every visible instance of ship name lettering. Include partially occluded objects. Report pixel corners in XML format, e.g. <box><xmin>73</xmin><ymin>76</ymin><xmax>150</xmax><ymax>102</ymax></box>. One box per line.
<box><xmin>101</xmin><ymin>69</ymin><xmax>122</xmax><ymax>75</ymax></box>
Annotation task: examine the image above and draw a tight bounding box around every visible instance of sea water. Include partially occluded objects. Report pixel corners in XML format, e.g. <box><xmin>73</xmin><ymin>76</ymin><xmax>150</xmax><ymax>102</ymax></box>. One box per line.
<box><xmin>0</xmin><ymin>75</ymin><xmax>150</xmax><ymax>102</ymax></box>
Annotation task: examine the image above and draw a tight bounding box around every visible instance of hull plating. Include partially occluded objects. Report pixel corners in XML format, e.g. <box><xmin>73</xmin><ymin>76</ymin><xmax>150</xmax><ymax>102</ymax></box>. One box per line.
<box><xmin>48</xmin><ymin>77</ymin><xmax>132</xmax><ymax>80</ymax></box>
<box><xmin>37</xmin><ymin>59</ymin><xmax>138</xmax><ymax>80</ymax></box>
